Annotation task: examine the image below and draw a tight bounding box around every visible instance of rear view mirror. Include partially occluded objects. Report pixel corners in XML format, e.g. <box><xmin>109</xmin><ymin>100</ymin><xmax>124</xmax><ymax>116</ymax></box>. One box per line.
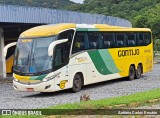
<box><xmin>48</xmin><ymin>39</ymin><xmax>68</xmax><ymax>56</ymax></box>
<box><xmin>3</xmin><ymin>42</ymin><xmax>17</xmax><ymax>58</ymax></box>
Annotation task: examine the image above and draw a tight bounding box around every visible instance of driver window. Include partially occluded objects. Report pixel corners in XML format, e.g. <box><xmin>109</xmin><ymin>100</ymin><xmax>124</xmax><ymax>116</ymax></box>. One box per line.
<box><xmin>58</xmin><ymin>30</ymin><xmax>74</xmax><ymax>52</ymax></box>
<box><xmin>53</xmin><ymin>30</ymin><xmax>74</xmax><ymax>70</ymax></box>
<box><xmin>58</xmin><ymin>29</ymin><xmax>74</xmax><ymax>58</ymax></box>
<box><xmin>54</xmin><ymin>47</ymin><xmax>64</xmax><ymax>67</ymax></box>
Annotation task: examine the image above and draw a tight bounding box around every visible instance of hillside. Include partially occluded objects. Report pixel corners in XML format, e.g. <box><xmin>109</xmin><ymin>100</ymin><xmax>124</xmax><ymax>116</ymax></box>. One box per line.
<box><xmin>66</xmin><ymin>0</ymin><xmax>160</xmax><ymax>38</ymax></box>
<box><xmin>66</xmin><ymin>0</ymin><xmax>159</xmax><ymax>20</ymax></box>
<box><xmin>0</xmin><ymin>0</ymin><xmax>75</xmax><ymax>9</ymax></box>
<box><xmin>0</xmin><ymin>0</ymin><xmax>159</xmax><ymax>39</ymax></box>
<box><xmin>134</xmin><ymin>3</ymin><xmax>160</xmax><ymax>39</ymax></box>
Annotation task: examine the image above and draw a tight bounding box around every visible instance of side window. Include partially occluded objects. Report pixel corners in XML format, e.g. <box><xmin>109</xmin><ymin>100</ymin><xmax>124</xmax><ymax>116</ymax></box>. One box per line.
<box><xmin>72</xmin><ymin>32</ymin><xmax>89</xmax><ymax>54</ymax></box>
<box><xmin>58</xmin><ymin>30</ymin><xmax>74</xmax><ymax>53</ymax></box>
<box><xmin>127</xmin><ymin>32</ymin><xmax>136</xmax><ymax>47</ymax></box>
<box><xmin>58</xmin><ymin>30</ymin><xmax>74</xmax><ymax>63</ymax></box>
<box><xmin>137</xmin><ymin>33</ymin><xmax>144</xmax><ymax>46</ymax></box>
<box><xmin>102</xmin><ymin>32</ymin><xmax>115</xmax><ymax>48</ymax></box>
<box><xmin>88</xmin><ymin>32</ymin><xmax>99</xmax><ymax>49</ymax></box>
<box><xmin>144</xmin><ymin>32</ymin><xmax>151</xmax><ymax>45</ymax></box>
<box><xmin>116</xmin><ymin>33</ymin><xmax>126</xmax><ymax>47</ymax></box>
<box><xmin>54</xmin><ymin>46</ymin><xmax>64</xmax><ymax>70</ymax></box>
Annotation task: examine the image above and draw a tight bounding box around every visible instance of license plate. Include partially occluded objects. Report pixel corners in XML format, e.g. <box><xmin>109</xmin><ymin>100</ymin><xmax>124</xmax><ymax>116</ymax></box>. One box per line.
<box><xmin>26</xmin><ymin>88</ymin><xmax>34</xmax><ymax>92</ymax></box>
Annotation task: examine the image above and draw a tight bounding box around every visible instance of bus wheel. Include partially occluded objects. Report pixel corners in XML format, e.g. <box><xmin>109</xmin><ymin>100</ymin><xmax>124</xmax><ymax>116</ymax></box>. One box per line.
<box><xmin>135</xmin><ymin>64</ymin><xmax>142</xmax><ymax>79</ymax></box>
<box><xmin>128</xmin><ymin>65</ymin><xmax>135</xmax><ymax>80</ymax></box>
<box><xmin>72</xmin><ymin>74</ymin><xmax>82</xmax><ymax>92</ymax></box>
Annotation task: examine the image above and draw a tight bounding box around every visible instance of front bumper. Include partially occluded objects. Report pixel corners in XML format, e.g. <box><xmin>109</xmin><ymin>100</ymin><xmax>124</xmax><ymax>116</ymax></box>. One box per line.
<box><xmin>13</xmin><ymin>79</ymin><xmax>54</xmax><ymax>92</ymax></box>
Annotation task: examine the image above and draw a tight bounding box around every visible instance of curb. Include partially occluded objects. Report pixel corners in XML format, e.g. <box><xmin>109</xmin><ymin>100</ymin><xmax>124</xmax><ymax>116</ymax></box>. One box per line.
<box><xmin>0</xmin><ymin>77</ymin><xmax>13</xmax><ymax>83</ymax></box>
<box><xmin>154</xmin><ymin>60</ymin><xmax>160</xmax><ymax>64</ymax></box>
<box><xmin>106</xmin><ymin>98</ymin><xmax>160</xmax><ymax>109</ymax></box>
<box><xmin>154</xmin><ymin>61</ymin><xmax>160</xmax><ymax>64</ymax></box>
<box><xmin>146</xmin><ymin>98</ymin><xmax>159</xmax><ymax>103</ymax></box>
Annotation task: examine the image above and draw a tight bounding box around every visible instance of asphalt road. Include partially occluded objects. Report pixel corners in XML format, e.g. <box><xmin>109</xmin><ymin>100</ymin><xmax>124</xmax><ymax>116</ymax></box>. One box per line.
<box><xmin>0</xmin><ymin>63</ymin><xmax>160</xmax><ymax>109</ymax></box>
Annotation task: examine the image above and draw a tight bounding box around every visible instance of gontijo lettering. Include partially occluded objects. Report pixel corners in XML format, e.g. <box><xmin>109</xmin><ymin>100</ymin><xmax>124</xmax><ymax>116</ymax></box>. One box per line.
<box><xmin>118</xmin><ymin>49</ymin><xmax>140</xmax><ymax>57</ymax></box>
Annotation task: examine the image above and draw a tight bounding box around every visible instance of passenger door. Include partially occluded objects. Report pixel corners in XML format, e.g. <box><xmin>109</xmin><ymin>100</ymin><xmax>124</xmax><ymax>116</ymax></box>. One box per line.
<box><xmin>54</xmin><ymin>30</ymin><xmax>74</xmax><ymax>90</ymax></box>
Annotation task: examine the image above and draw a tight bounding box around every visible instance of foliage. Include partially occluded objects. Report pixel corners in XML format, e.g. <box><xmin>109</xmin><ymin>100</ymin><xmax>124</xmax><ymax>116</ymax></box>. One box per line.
<box><xmin>134</xmin><ymin>3</ymin><xmax>160</xmax><ymax>39</ymax></box>
<box><xmin>66</xmin><ymin>0</ymin><xmax>160</xmax><ymax>39</ymax></box>
<box><xmin>0</xmin><ymin>0</ymin><xmax>160</xmax><ymax>40</ymax></box>
<box><xmin>0</xmin><ymin>0</ymin><xmax>75</xmax><ymax>9</ymax></box>
<box><xmin>154</xmin><ymin>39</ymin><xmax>160</xmax><ymax>51</ymax></box>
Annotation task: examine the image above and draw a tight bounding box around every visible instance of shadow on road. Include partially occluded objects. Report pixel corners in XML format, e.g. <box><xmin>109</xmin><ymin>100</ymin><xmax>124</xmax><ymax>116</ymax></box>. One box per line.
<box><xmin>23</xmin><ymin>76</ymin><xmax>138</xmax><ymax>98</ymax></box>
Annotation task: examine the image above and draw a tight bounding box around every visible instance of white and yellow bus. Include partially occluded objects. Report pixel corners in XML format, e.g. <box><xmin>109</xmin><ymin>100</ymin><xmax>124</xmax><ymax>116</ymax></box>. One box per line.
<box><xmin>5</xmin><ymin>40</ymin><xmax>16</xmax><ymax>74</ymax></box>
<box><xmin>5</xmin><ymin>23</ymin><xmax>153</xmax><ymax>92</ymax></box>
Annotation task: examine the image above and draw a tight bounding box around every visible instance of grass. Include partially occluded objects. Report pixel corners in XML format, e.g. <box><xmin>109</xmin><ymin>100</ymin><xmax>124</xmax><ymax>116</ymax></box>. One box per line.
<box><xmin>48</xmin><ymin>88</ymin><xmax>160</xmax><ymax>109</ymax></box>
<box><xmin>0</xmin><ymin>88</ymin><xmax>160</xmax><ymax>117</ymax></box>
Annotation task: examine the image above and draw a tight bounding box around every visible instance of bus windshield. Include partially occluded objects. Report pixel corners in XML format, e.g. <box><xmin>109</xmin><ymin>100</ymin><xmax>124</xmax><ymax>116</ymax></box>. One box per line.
<box><xmin>14</xmin><ymin>36</ymin><xmax>57</xmax><ymax>74</ymax></box>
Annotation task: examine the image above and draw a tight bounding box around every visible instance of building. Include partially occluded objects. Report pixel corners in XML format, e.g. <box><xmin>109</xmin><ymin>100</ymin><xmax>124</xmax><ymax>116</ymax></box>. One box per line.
<box><xmin>0</xmin><ymin>4</ymin><xmax>132</xmax><ymax>77</ymax></box>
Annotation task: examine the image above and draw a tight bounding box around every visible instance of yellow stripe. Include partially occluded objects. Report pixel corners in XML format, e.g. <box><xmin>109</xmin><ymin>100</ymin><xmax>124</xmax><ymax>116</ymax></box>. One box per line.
<box><xmin>21</xmin><ymin>23</ymin><xmax>76</xmax><ymax>38</ymax></box>
<box><xmin>13</xmin><ymin>73</ymin><xmax>31</xmax><ymax>81</ymax></box>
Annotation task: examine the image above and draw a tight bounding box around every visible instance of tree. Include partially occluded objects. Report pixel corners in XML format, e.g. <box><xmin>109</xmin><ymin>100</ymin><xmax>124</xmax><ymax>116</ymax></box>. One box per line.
<box><xmin>27</xmin><ymin>0</ymin><xmax>32</xmax><ymax>5</ymax></box>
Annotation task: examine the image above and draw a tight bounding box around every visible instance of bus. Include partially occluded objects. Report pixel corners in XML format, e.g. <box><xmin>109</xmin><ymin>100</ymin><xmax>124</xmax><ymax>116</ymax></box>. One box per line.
<box><xmin>5</xmin><ymin>23</ymin><xmax>153</xmax><ymax>92</ymax></box>
<box><xmin>6</xmin><ymin>53</ymin><xmax>14</xmax><ymax>73</ymax></box>
<box><xmin>5</xmin><ymin>39</ymin><xmax>17</xmax><ymax>74</ymax></box>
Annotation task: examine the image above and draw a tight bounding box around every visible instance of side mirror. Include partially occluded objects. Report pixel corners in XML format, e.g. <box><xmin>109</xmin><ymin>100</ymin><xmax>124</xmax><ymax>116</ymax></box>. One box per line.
<box><xmin>48</xmin><ymin>39</ymin><xmax>68</xmax><ymax>56</ymax></box>
<box><xmin>3</xmin><ymin>42</ymin><xmax>17</xmax><ymax>58</ymax></box>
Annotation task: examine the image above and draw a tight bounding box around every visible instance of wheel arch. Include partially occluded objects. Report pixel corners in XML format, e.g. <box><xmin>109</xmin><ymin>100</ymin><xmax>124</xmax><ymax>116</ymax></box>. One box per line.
<box><xmin>130</xmin><ymin>64</ymin><xmax>136</xmax><ymax>70</ymax></box>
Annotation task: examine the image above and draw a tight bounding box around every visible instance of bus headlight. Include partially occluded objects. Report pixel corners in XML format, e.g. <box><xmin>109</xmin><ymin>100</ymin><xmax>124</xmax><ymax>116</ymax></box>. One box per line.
<box><xmin>42</xmin><ymin>72</ymin><xmax>61</xmax><ymax>82</ymax></box>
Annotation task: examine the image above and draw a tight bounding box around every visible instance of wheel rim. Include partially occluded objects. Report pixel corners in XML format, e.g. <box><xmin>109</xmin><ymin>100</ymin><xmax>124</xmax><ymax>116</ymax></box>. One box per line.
<box><xmin>74</xmin><ymin>79</ymin><xmax>80</xmax><ymax>88</ymax></box>
<box><xmin>137</xmin><ymin>65</ymin><xmax>142</xmax><ymax>77</ymax></box>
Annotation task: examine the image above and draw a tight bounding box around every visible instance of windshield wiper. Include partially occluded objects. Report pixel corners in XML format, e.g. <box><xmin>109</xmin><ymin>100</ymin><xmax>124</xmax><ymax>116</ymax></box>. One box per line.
<box><xmin>26</xmin><ymin>52</ymin><xmax>30</xmax><ymax>65</ymax></box>
<box><xmin>19</xmin><ymin>52</ymin><xmax>30</xmax><ymax>73</ymax></box>
<box><xmin>31</xmin><ymin>54</ymin><xmax>36</xmax><ymax>66</ymax></box>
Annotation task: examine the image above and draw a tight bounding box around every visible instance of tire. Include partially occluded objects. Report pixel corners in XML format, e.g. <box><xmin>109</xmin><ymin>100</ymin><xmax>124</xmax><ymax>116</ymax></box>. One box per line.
<box><xmin>128</xmin><ymin>65</ymin><xmax>135</xmax><ymax>80</ymax></box>
<box><xmin>72</xmin><ymin>74</ymin><xmax>82</xmax><ymax>92</ymax></box>
<box><xmin>135</xmin><ymin>64</ymin><xmax>142</xmax><ymax>79</ymax></box>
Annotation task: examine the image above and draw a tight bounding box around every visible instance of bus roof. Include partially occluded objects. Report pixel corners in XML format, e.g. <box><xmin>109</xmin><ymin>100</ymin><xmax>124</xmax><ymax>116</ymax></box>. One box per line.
<box><xmin>20</xmin><ymin>23</ymin><xmax>151</xmax><ymax>38</ymax></box>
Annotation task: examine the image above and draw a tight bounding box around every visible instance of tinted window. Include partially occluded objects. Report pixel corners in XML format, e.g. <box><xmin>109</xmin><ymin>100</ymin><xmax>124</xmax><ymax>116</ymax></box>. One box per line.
<box><xmin>137</xmin><ymin>33</ymin><xmax>144</xmax><ymax>46</ymax></box>
<box><xmin>127</xmin><ymin>32</ymin><xmax>136</xmax><ymax>47</ymax></box>
<box><xmin>57</xmin><ymin>30</ymin><xmax>74</xmax><ymax>65</ymax></box>
<box><xmin>54</xmin><ymin>47</ymin><xmax>64</xmax><ymax>67</ymax></box>
<box><xmin>72</xmin><ymin>32</ymin><xmax>89</xmax><ymax>54</ymax></box>
<box><xmin>136</xmin><ymin>32</ymin><xmax>151</xmax><ymax>46</ymax></box>
<box><xmin>58</xmin><ymin>30</ymin><xmax>74</xmax><ymax>53</ymax></box>
<box><xmin>144</xmin><ymin>33</ymin><xmax>151</xmax><ymax>45</ymax></box>
<box><xmin>102</xmin><ymin>32</ymin><xmax>115</xmax><ymax>48</ymax></box>
<box><xmin>88</xmin><ymin>32</ymin><xmax>99</xmax><ymax>49</ymax></box>
<box><xmin>53</xmin><ymin>44</ymin><xmax>66</xmax><ymax>70</ymax></box>
<box><xmin>116</xmin><ymin>33</ymin><xmax>126</xmax><ymax>47</ymax></box>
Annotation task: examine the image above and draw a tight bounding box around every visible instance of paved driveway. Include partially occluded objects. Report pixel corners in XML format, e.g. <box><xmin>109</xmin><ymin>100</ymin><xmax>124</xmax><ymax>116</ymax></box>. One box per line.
<box><xmin>0</xmin><ymin>64</ymin><xmax>160</xmax><ymax>109</ymax></box>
